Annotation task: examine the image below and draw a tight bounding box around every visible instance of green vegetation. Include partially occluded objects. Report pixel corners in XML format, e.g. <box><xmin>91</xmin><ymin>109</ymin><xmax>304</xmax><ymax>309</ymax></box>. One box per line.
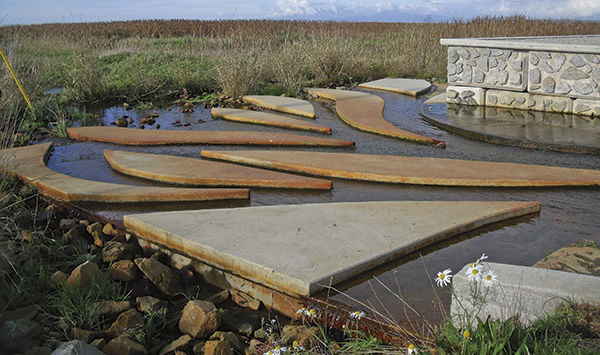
<box><xmin>2</xmin><ymin>16</ymin><xmax>600</xmax><ymax>134</ymax></box>
<box><xmin>1</xmin><ymin>16</ymin><xmax>600</xmax><ymax>353</ymax></box>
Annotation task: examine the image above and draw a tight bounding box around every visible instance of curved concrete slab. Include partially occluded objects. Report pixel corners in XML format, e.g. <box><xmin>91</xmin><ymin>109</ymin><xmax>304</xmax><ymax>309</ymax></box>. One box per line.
<box><xmin>242</xmin><ymin>95</ymin><xmax>316</xmax><ymax>118</ymax></box>
<box><xmin>358</xmin><ymin>78</ymin><xmax>432</xmax><ymax>96</ymax></box>
<box><xmin>124</xmin><ymin>201</ymin><xmax>540</xmax><ymax>296</ymax></box>
<box><xmin>0</xmin><ymin>143</ymin><xmax>249</xmax><ymax>203</ymax></box>
<box><xmin>201</xmin><ymin>150</ymin><xmax>600</xmax><ymax>187</ymax></box>
<box><xmin>304</xmin><ymin>88</ymin><xmax>445</xmax><ymax>146</ymax></box>
<box><xmin>104</xmin><ymin>150</ymin><xmax>332</xmax><ymax>190</ymax></box>
<box><xmin>211</xmin><ymin>108</ymin><xmax>331</xmax><ymax>134</ymax></box>
<box><xmin>67</xmin><ymin>126</ymin><xmax>355</xmax><ymax>147</ymax></box>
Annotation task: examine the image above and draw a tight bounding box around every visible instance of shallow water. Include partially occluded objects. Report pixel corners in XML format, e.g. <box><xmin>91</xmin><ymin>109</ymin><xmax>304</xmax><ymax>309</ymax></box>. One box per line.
<box><xmin>46</xmin><ymin>88</ymin><xmax>600</xmax><ymax>326</ymax></box>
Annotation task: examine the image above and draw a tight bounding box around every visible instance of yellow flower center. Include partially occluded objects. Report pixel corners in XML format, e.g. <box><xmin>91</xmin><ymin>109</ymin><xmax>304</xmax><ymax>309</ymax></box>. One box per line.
<box><xmin>463</xmin><ymin>330</ymin><xmax>471</xmax><ymax>338</ymax></box>
<box><xmin>439</xmin><ymin>273</ymin><xmax>445</xmax><ymax>279</ymax></box>
<box><xmin>471</xmin><ymin>269</ymin><xmax>479</xmax><ymax>275</ymax></box>
<box><xmin>309</xmin><ymin>309</ymin><xmax>316</xmax><ymax>316</ymax></box>
<box><xmin>486</xmin><ymin>275</ymin><xmax>492</xmax><ymax>281</ymax></box>
<box><xmin>293</xmin><ymin>341</ymin><xmax>299</xmax><ymax>347</ymax></box>
<box><xmin>408</xmin><ymin>344</ymin><xmax>415</xmax><ymax>349</ymax></box>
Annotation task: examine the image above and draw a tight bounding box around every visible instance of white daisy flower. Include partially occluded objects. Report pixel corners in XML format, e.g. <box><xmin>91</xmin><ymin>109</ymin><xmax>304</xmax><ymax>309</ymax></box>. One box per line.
<box><xmin>482</xmin><ymin>269</ymin><xmax>498</xmax><ymax>287</ymax></box>
<box><xmin>408</xmin><ymin>344</ymin><xmax>419</xmax><ymax>354</ymax></box>
<box><xmin>349</xmin><ymin>310</ymin><xmax>365</xmax><ymax>320</ymax></box>
<box><xmin>467</xmin><ymin>264</ymin><xmax>483</xmax><ymax>282</ymax></box>
<box><xmin>436</xmin><ymin>269</ymin><xmax>452</xmax><ymax>287</ymax></box>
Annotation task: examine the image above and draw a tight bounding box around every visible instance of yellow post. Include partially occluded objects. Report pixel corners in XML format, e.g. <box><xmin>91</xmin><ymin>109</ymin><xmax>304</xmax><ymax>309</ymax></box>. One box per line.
<box><xmin>0</xmin><ymin>46</ymin><xmax>33</xmax><ymax>110</ymax></box>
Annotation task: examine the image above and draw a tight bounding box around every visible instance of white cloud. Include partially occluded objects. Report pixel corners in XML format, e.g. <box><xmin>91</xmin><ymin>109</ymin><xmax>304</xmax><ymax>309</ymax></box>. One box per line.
<box><xmin>565</xmin><ymin>0</ymin><xmax>600</xmax><ymax>17</ymax></box>
<box><xmin>376</xmin><ymin>2</ymin><xmax>395</xmax><ymax>13</ymax></box>
<box><xmin>275</xmin><ymin>0</ymin><xmax>317</xmax><ymax>15</ymax></box>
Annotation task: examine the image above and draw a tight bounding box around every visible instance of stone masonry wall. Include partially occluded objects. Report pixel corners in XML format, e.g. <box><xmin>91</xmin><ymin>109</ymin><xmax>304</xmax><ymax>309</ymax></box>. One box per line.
<box><xmin>528</xmin><ymin>52</ymin><xmax>600</xmax><ymax>99</ymax></box>
<box><xmin>446</xmin><ymin>45</ymin><xmax>600</xmax><ymax>117</ymax></box>
<box><xmin>447</xmin><ymin>46</ymin><xmax>528</xmax><ymax>91</ymax></box>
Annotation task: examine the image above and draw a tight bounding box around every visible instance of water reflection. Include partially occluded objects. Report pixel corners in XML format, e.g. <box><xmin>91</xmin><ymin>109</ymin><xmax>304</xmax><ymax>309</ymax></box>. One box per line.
<box><xmin>46</xmin><ymin>89</ymin><xmax>600</xmax><ymax>325</ymax></box>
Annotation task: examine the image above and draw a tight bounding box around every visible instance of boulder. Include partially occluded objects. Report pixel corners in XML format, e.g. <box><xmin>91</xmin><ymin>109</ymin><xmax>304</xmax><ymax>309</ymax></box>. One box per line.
<box><xmin>51</xmin><ymin>340</ymin><xmax>104</xmax><ymax>355</ymax></box>
<box><xmin>50</xmin><ymin>270</ymin><xmax>69</xmax><ymax>288</ymax></box>
<box><xmin>178</xmin><ymin>300</ymin><xmax>220</xmax><ymax>339</ymax></box>
<box><xmin>86</xmin><ymin>222</ymin><xmax>109</xmax><ymax>247</ymax></box>
<box><xmin>92</xmin><ymin>300</ymin><xmax>132</xmax><ymax>318</ymax></box>
<box><xmin>100</xmin><ymin>241</ymin><xmax>136</xmax><ymax>263</ymax></box>
<box><xmin>135</xmin><ymin>257</ymin><xmax>182</xmax><ymax>297</ymax></box>
<box><xmin>230</xmin><ymin>289</ymin><xmax>260</xmax><ymax>311</ymax></box>
<box><xmin>209</xmin><ymin>331</ymin><xmax>245</xmax><ymax>353</ymax></box>
<box><xmin>67</xmin><ymin>260</ymin><xmax>104</xmax><ymax>292</ymax></box>
<box><xmin>107</xmin><ymin>308</ymin><xmax>145</xmax><ymax>338</ymax></box>
<box><xmin>281</xmin><ymin>325</ymin><xmax>320</xmax><ymax>349</ymax></box>
<box><xmin>103</xmin><ymin>335</ymin><xmax>147</xmax><ymax>355</ymax></box>
<box><xmin>0</xmin><ymin>319</ymin><xmax>42</xmax><ymax>353</ymax></box>
<box><xmin>58</xmin><ymin>219</ymin><xmax>79</xmax><ymax>231</ymax></box>
<box><xmin>71</xmin><ymin>328</ymin><xmax>102</xmax><ymax>343</ymax></box>
<box><xmin>110</xmin><ymin>260</ymin><xmax>141</xmax><ymax>282</ymax></box>
<box><xmin>102</xmin><ymin>223</ymin><xmax>120</xmax><ymax>238</ymax></box>
<box><xmin>158</xmin><ymin>334</ymin><xmax>193</xmax><ymax>355</ymax></box>
<box><xmin>203</xmin><ymin>340</ymin><xmax>233</xmax><ymax>355</ymax></box>
<box><xmin>136</xmin><ymin>296</ymin><xmax>168</xmax><ymax>315</ymax></box>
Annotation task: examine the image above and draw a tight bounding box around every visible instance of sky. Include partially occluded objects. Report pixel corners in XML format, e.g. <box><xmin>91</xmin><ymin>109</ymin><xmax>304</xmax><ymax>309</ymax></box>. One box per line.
<box><xmin>1</xmin><ymin>0</ymin><xmax>600</xmax><ymax>25</ymax></box>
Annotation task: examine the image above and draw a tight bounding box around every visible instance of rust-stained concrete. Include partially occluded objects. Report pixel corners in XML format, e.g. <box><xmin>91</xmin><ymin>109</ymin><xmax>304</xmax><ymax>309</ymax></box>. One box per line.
<box><xmin>0</xmin><ymin>143</ymin><xmax>249</xmax><ymax>203</ymax></box>
<box><xmin>211</xmin><ymin>108</ymin><xmax>331</xmax><ymax>134</ymax></box>
<box><xmin>104</xmin><ymin>150</ymin><xmax>332</xmax><ymax>190</ymax></box>
<box><xmin>124</xmin><ymin>201</ymin><xmax>540</xmax><ymax>296</ymax></box>
<box><xmin>67</xmin><ymin>126</ymin><xmax>355</xmax><ymax>147</ymax></box>
<box><xmin>533</xmin><ymin>240</ymin><xmax>600</xmax><ymax>276</ymax></box>
<box><xmin>242</xmin><ymin>95</ymin><xmax>316</xmax><ymax>118</ymax></box>
<box><xmin>358</xmin><ymin>78</ymin><xmax>432</xmax><ymax>96</ymax></box>
<box><xmin>201</xmin><ymin>150</ymin><xmax>600</xmax><ymax>187</ymax></box>
<box><xmin>304</xmin><ymin>87</ymin><xmax>445</xmax><ymax>146</ymax></box>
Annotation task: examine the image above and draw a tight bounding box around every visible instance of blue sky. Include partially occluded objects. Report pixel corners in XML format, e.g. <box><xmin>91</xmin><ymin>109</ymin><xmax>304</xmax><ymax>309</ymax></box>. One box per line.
<box><xmin>2</xmin><ymin>0</ymin><xmax>599</xmax><ymax>25</ymax></box>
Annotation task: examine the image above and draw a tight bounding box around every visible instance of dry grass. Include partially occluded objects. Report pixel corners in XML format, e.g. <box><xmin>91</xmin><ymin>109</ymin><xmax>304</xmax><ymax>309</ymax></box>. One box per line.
<box><xmin>1</xmin><ymin>16</ymin><xmax>599</xmax><ymax>110</ymax></box>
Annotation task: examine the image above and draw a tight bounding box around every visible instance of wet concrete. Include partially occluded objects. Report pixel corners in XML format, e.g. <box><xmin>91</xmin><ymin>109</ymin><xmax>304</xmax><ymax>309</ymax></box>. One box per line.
<box><xmin>421</xmin><ymin>102</ymin><xmax>600</xmax><ymax>154</ymax></box>
<box><xmin>46</xmin><ymin>88</ymin><xmax>600</xmax><ymax>325</ymax></box>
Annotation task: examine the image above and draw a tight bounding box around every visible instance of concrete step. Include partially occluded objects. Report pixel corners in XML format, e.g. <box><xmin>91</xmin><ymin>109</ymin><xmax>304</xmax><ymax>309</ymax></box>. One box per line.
<box><xmin>358</xmin><ymin>78</ymin><xmax>432</xmax><ymax>96</ymax></box>
<box><xmin>0</xmin><ymin>143</ymin><xmax>249</xmax><ymax>203</ymax></box>
<box><xmin>67</xmin><ymin>126</ymin><xmax>355</xmax><ymax>147</ymax></box>
<box><xmin>201</xmin><ymin>150</ymin><xmax>600</xmax><ymax>187</ymax></box>
<box><xmin>304</xmin><ymin>87</ymin><xmax>445</xmax><ymax>146</ymax></box>
<box><xmin>124</xmin><ymin>201</ymin><xmax>540</xmax><ymax>296</ymax></box>
<box><xmin>211</xmin><ymin>108</ymin><xmax>331</xmax><ymax>134</ymax></box>
<box><xmin>104</xmin><ymin>149</ymin><xmax>332</xmax><ymax>190</ymax></box>
<box><xmin>242</xmin><ymin>95</ymin><xmax>315</xmax><ymax>118</ymax></box>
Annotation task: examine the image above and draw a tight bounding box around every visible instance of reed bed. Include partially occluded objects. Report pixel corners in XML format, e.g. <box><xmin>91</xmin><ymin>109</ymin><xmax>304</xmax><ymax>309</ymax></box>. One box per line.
<box><xmin>1</xmin><ymin>16</ymin><xmax>600</xmax><ymax>114</ymax></box>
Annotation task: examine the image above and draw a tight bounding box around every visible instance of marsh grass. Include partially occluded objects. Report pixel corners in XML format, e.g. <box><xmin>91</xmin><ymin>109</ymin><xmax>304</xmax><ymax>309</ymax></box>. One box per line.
<box><xmin>2</xmin><ymin>16</ymin><xmax>599</xmax><ymax>114</ymax></box>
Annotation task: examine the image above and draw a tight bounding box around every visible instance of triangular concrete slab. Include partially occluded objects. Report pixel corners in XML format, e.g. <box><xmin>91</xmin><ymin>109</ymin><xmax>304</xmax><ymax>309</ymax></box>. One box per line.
<box><xmin>304</xmin><ymin>88</ymin><xmax>445</xmax><ymax>146</ymax></box>
<box><xmin>201</xmin><ymin>150</ymin><xmax>600</xmax><ymax>187</ymax></box>
<box><xmin>242</xmin><ymin>95</ymin><xmax>315</xmax><ymax>118</ymax></box>
<box><xmin>104</xmin><ymin>150</ymin><xmax>332</xmax><ymax>190</ymax></box>
<box><xmin>358</xmin><ymin>78</ymin><xmax>432</xmax><ymax>96</ymax></box>
<box><xmin>211</xmin><ymin>108</ymin><xmax>331</xmax><ymax>134</ymax></box>
<box><xmin>0</xmin><ymin>143</ymin><xmax>249</xmax><ymax>203</ymax></box>
<box><xmin>67</xmin><ymin>126</ymin><xmax>354</xmax><ymax>147</ymax></box>
<box><xmin>124</xmin><ymin>201</ymin><xmax>540</xmax><ymax>296</ymax></box>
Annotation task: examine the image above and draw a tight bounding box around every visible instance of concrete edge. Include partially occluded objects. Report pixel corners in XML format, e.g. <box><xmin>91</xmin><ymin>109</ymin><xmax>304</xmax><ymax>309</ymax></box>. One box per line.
<box><xmin>451</xmin><ymin>262</ymin><xmax>600</xmax><ymax>327</ymax></box>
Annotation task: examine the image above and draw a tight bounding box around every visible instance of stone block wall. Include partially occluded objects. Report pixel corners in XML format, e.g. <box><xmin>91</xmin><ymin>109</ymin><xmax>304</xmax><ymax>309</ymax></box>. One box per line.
<box><xmin>529</xmin><ymin>52</ymin><xmax>600</xmax><ymax>99</ymax></box>
<box><xmin>448</xmin><ymin>46</ymin><xmax>528</xmax><ymax>91</ymax></box>
<box><xmin>446</xmin><ymin>45</ymin><xmax>600</xmax><ymax>117</ymax></box>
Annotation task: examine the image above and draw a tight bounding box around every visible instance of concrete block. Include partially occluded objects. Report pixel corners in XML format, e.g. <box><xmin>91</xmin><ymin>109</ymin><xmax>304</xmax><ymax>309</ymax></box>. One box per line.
<box><xmin>486</xmin><ymin>90</ymin><xmax>573</xmax><ymax>113</ymax></box>
<box><xmin>450</xmin><ymin>262</ymin><xmax>600</xmax><ymax>326</ymax></box>
<box><xmin>573</xmin><ymin>98</ymin><xmax>600</xmax><ymax>116</ymax></box>
<box><xmin>446</xmin><ymin>86</ymin><xmax>486</xmax><ymax>106</ymax></box>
